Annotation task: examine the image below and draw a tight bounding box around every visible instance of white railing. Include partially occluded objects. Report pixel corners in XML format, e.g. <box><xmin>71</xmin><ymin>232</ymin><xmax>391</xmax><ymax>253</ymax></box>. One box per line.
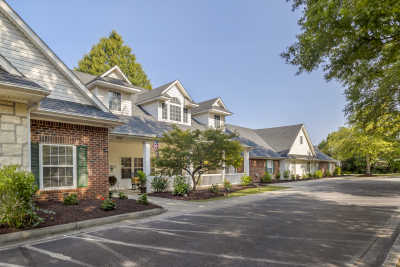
<box><xmin>224</xmin><ymin>173</ymin><xmax>243</xmax><ymax>185</ymax></box>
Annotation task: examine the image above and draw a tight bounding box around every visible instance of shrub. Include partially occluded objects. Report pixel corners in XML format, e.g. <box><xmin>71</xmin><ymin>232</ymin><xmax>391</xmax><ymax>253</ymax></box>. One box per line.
<box><xmin>333</xmin><ymin>167</ymin><xmax>342</xmax><ymax>176</ymax></box>
<box><xmin>137</xmin><ymin>193</ymin><xmax>148</xmax><ymax>205</ymax></box>
<box><xmin>0</xmin><ymin>165</ymin><xmax>41</xmax><ymax>228</ymax></box>
<box><xmin>261</xmin><ymin>172</ymin><xmax>272</xmax><ymax>183</ymax></box>
<box><xmin>101</xmin><ymin>198</ymin><xmax>116</xmax><ymax>211</ymax></box>
<box><xmin>109</xmin><ymin>191</ymin><xmax>113</xmax><ymax>199</ymax></box>
<box><xmin>326</xmin><ymin>170</ymin><xmax>332</xmax><ymax>177</ymax></box>
<box><xmin>137</xmin><ymin>171</ymin><xmax>147</xmax><ymax>193</ymax></box>
<box><xmin>118</xmin><ymin>192</ymin><xmax>128</xmax><ymax>200</ymax></box>
<box><xmin>315</xmin><ymin>170</ymin><xmax>323</xmax><ymax>178</ymax></box>
<box><xmin>291</xmin><ymin>174</ymin><xmax>296</xmax><ymax>180</ymax></box>
<box><xmin>151</xmin><ymin>176</ymin><xmax>169</xmax><ymax>193</ymax></box>
<box><xmin>63</xmin><ymin>194</ymin><xmax>78</xmax><ymax>205</ymax></box>
<box><xmin>283</xmin><ymin>170</ymin><xmax>290</xmax><ymax>179</ymax></box>
<box><xmin>209</xmin><ymin>184</ymin><xmax>219</xmax><ymax>194</ymax></box>
<box><xmin>306</xmin><ymin>173</ymin><xmax>312</xmax><ymax>178</ymax></box>
<box><xmin>173</xmin><ymin>176</ymin><xmax>190</xmax><ymax>196</ymax></box>
<box><xmin>241</xmin><ymin>175</ymin><xmax>253</xmax><ymax>186</ymax></box>
<box><xmin>109</xmin><ymin>176</ymin><xmax>117</xmax><ymax>187</ymax></box>
<box><xmin>223</xmin><ymin>180</ymin><xmax>232</xmax><ymax>193</ymax></box>
<box><xmin>276</xmin><ymin>172</ymin><xmax>281</xmax><ymax>179</ymax></box>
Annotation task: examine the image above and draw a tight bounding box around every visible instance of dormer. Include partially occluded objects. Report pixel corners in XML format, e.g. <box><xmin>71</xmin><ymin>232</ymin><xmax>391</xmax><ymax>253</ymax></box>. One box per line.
<box><xmin>136</xmin><ymin>80</ymin><xmax>198</xmax><ymax>125</ymax></box>
<box><xmin>74</xmin><ymin>66</ymin><xmax>143</xmax><ymax>116</ymax></box>
<box><xmin>191</xmin><ymin>97</ymin><xmax>232</xmax><ymax>129</ymax></box>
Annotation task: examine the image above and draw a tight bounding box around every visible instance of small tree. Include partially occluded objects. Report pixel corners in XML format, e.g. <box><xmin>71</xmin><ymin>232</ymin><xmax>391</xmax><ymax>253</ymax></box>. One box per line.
<box><xmin>155</xmin><ymin>126</ymin><xmax>243</xmax><ymax>191</ymax></box>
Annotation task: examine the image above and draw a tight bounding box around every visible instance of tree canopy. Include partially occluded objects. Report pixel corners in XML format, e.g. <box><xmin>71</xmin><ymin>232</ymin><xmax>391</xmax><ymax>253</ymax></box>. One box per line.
<box><xmin>155</xmin><ymin>127</ymin><xmax>243</xmax><ymax>191</ymax></box>
<box><xmin>282</xmin><ymin>0</ymin><xmax>400</xmax><ymax>135</ymax></box>
<box><xmin>75</xmin><ymin>30</ymin><xmax>152</xmax><ymax>90</ymax></box>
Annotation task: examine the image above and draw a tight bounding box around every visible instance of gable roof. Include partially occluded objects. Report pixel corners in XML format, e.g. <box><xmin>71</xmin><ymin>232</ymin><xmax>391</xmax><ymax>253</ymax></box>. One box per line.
<box><xmin>100</xmin><ymin>65</ymin><xmax>132</xmax><ymax>85</ymax></box>
<box><xmin>314</xmin><ymin>146</ymin><xmax>337</xmax><ymax>162</ymax></box>
<box><xmin>255</xmin><ymin>124</ymin><xmax>303</xmax><ymax>155</ymax></box>
<box><xmin>0</xmin><ymin>0</ymin><xmax>109</xmax><ymax>112</ymax></box>
<box><xmin>192</xmin><ymin>97</ymin><xmax>232</xmax><ymax>115</ymax></box>
<box><xmin>0</xmin><ymin>68</ymin><xmax>46</xmax><ymax>92</ymax></box>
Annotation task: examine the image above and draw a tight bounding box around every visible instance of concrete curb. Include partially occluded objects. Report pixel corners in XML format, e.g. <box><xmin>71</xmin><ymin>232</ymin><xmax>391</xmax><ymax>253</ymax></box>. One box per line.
<box><xmin>0</xmin><ymin>208</ymin><xmax>165</xmax><ymax>246</ymax></box>
<box><xmin>383</xmin><ymin>227</ymin><xmax>400</xmax><ymax>267</ymax></box>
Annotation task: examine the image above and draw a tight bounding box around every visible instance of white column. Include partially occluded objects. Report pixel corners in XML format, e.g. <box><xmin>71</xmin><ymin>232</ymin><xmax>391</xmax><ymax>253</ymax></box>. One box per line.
<box><xmin>143</xmin><ymin>141</ymin><xmax>151</xmax><ymax>176</ymax></box>
<box><xmin>244</xmin><ymin>150</ymin><xmax>250</xmax><ymax>176</ymax></box>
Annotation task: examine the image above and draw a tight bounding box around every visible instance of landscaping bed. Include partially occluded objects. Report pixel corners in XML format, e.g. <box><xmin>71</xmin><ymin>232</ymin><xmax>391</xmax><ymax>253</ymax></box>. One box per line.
<box><xmin>0</xmin><ymin>199</ymin><xmax>160</xmax><ymax>235</ymax></box>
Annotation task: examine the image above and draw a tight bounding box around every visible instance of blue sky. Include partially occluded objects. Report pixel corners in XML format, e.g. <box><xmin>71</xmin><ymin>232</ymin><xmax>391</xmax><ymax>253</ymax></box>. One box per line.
<box><xmin>9</xmin><ymin>0</ymin><xmax>346</xmax><ymax>144</ymax></box>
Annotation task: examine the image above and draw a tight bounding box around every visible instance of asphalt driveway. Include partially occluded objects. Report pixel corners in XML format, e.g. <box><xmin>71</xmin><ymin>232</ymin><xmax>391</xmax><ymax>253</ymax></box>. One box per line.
<box><xmin>1</xmin><ymin>177</ymin><xmax>400</xmax><ymax>267</ymax></box>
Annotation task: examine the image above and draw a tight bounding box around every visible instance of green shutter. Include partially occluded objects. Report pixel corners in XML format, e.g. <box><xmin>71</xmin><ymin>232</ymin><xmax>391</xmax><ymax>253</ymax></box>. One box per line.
<box><xmin>31</xmin><ymin>143</ymin><xmax>40</xmax><ymax>187</ymax></box>
<box><xmin>77</xmin><ymin>145</ymin><xmax>88</xmax><ymax>187</ymax></box>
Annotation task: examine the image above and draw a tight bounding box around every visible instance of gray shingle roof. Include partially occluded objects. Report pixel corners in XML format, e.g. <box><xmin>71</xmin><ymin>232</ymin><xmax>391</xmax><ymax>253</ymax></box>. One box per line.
<box><xmin>136</xmin><ymin>81</ymin><xmax>175</xmax><ymax>104</ymax></box>
<box><xmin>225</xmin><ymin>124</ymin><xmax>281</xmax><ymax>159</ymax></box>
<box><xmin>255</xmin><ymin>124</ymin><xmax>303</xmax><ymax>155</ymax></box>
<box><xmin>39</xmin><ymin>97</ymin><xmax>120</xmax><ymax>121</ymax></box>
<box><xmin>72</xmin><ymin>70</ymin><xmax>96</xmax><ymax>84</ymax></box>
<box><xmin>192</xmin><ymin>98</ymin><xmax>232</xmax><ymax>115</ymax></box>
<box><xmin>314</xmin><ymin>146</ymin><xmax>337</xmax><ymax>162</ymax></box>
<box><xmin>0</xmin><ymin>69</ymin><xmax>47</xmax><ymax>91</ymax></box>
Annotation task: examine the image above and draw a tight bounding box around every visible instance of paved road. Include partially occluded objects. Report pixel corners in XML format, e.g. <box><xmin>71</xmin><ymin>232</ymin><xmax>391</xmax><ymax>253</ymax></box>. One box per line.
<box><xmin>1</xmin><ymin>177</ymin><xmax>400</xmax><ymax>267</ymax></box>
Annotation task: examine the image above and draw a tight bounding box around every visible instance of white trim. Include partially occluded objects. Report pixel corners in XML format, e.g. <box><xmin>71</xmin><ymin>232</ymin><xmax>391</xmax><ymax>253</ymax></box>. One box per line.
<box><xmin>161</xmin><ymin>80</ymin><xmax>196</xmax><ymax>104</ymax></box>
<box><xmin>100</xmin><ymin>65</ymin><xmax>132</xmax><ymax>85</ymax></box>
<box><xmin>213</xmin><ymin>97</ymin><xmax>228</xmax><ymax>111</ymax></box>
<box><xmin>86</xmin><ymin>80</ymin><xmax>141</xmax><ymax>94</ymax></box>
<box><xmin>39</xmin><ymin>144</ymin><xmax>77</xmax><ymax>191</ymax></box>
<box><xmin>287</xmin><ymin>125</ymin><xmax>316</xmax><ymax>157</ymax></box>
<box><xmin>0</xmin><ymin>0</ymin><xmax>109</xmax><ymax>112</ymax></box>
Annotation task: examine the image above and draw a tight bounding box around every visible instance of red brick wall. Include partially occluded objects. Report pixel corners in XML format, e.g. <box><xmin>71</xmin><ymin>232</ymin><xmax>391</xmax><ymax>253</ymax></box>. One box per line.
<box><xmin>273</xmin><ymin>160</ymin><xmax>280</xmax><ymax>176</ymax></box>
<box><xmin>250</xmin><ymin>159</ymin><xmax>266</xmax><ymax>182</ymax></box>
<box><xmin>319</xmin><ymin>162</ymin><xmax>329</xmax><ymax>175</ymax></box>
<box><xmin>31</xmin><ymin>120</ymin><xmax>109</xmax><ymax>201</ymax></box>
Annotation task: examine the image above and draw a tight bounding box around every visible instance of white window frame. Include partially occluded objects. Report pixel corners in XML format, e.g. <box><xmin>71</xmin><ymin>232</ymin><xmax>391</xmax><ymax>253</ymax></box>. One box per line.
<box><xmin>214</xmin><ymin>115</ymin><xmax>221</xmax><ymax>128</ymax></box>
<box><xmin>39</xmin><ymin>144</ymin><xmax>77</xmax><ymax>191</ymax></box>
<box><xmin>183</xmin><ymin>108</ymin><xmax>188</xmax><ymax>123</ymax></box>
<box><xmin>169</xmin><ymin>104</ymin><xmax>182</xmax><ymax>122</ymax></box>
<box><xmin>108</xmin><ymin>90</ymin><xmax>122</xmax><ymax>112</ymax></box>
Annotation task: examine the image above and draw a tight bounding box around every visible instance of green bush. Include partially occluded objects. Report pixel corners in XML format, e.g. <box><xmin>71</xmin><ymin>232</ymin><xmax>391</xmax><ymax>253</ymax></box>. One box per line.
<box><xmin>240</xmin><ymin>175</ymin><xmax>253</xmax><ymax>186</ymax></box>
<box><xmin>118</xmin><ymin>192</ymin><xmax>128</xmax><ymax>200</ymax></box>
<box><xmin>137</xmin><ymin>193</ymin><xmax>149</xmax><ymax>205</ymax></box>
<box><xmin>0</xmin><ymin>165</ymin><xmax>41</xmax><ymax>229</ymax></box>
<box><xmin>306</xmin><ymin>173</ymin><xmax>312</xmax><ymax>178</ymax></box>
<box><xmin>173</xmin><ymin>176</ymin><xmax>190</xmax><ymax>196</ymax></box>
<box><xmin>276</xmin><ymin>172</ymin><xmax>281</xmax><ymax>179</ymax></box>
<box><xmin>315</xmin><ymin>170</ymin><xmax>323</xmax><ymax>178</ymax></box>
<box><xmin>151</xmin><ymin>176</ymin><xmax>169</xmax><ymax>193</ymax></box>
<box><xmin>209</xmin><ymin>184</ymin><xmax>219</xmax><ymax>194</ymax></box>
<box><xmin>136</xmin><ymin>171</ymin><xmax>147</xmax><ymax>193</ymax></box>
<box><xmin>283</xmin><ymin>170</ymin><xmax>290</xmax><ymax>179</ymax></box>
<box><xmin>333</xmin><ymin>167</ymin><xmax>342</xmax><ymax>176</ymax></box>
<box><xmin>223</xmin><ymin>180</ymin><xmax>232</xmax><ymax>193</ymax></box>
<box><xmin>326</xmin><ymin>170</ymin><xmax>332</xmax><ymax>177</ymax></box>
<box><xmin>63</xmin><ymin>194</ymin><xmax>78</xmax><ymax>205</ymax></box>
<box><xmin>101</xmin><ymin>198</ymin><xmax>116</xmax><ymax>211</ymax></box>
<box><xmin>291</xmin><ymin>174</ymin><xmax>296</xmax><ymax>180</ymax></box>
<box><xmin>261</xmin><ymin>172</ymin><xmax>272</xmax><ymax>183</ymax></box>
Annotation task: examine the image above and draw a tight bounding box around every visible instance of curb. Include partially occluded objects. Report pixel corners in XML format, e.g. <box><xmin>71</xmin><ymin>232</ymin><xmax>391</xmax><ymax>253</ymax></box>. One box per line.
<box><xmin>0</xmin><ymin>207</ymin><xmax>165</xmax><ymax>246</ymax></box>
<box><xmin>383</xmin><ymin>227</ymin><xmax>400</xmax><ymax>267</ymax></box>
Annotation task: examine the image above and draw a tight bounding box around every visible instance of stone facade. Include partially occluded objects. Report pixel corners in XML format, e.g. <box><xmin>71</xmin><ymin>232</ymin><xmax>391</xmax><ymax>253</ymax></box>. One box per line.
<box><xmin>0</xmin><ymin>100</ymin><xmax>28</xmax><ymax>169</ymax></box>
<box><xmin>31</xmin><ymin>120</ymin><xmax>109</xmax><ymax>201</ymax></box>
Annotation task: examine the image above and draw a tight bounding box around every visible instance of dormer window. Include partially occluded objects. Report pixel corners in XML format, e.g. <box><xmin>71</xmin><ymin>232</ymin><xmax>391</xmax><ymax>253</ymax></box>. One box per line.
<box><xmin>161</xmin><ymin>103</ymin><xmax>167</xmax><ymax>120</ymax></box>
<box><xmin>169</xmin><ymin>97</ymin><xmax>182</xmax><ymax>122</ymax></box>
<box><xmin>183</xmin><ymin>108</ymin><xmax>188</xmax><ymax>123</ymax></box>
<box><xmin>214</xmin><ymin>115</ymin><xmax>221</xmax><ymax>128</ymax></box>
<box><xmin>108</xmin><ymin>91</ymin><xmax>121</xmax><ymax>111</ymax></box>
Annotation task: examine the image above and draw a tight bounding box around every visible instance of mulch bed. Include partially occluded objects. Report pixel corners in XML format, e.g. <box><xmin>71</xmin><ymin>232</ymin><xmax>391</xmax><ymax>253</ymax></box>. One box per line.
<box><xmin>0</xmin><ymin>199</ymin><xmax>160</xmax><ymax>235</ymax></box>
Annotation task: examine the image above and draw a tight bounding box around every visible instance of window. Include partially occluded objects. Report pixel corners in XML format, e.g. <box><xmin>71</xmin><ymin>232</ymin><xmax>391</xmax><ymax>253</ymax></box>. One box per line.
<box><xmin>214</xmin><ymin>115</ymin><xmax>221</xmax><ymax>128</ymax></box>
<box><xmin>161</xmin><ymin>103</ymin><xmax>167</xmax><ymax>120</ymax></box>
<box><xmin>183</xmin><ymin>108</ymin><xmax>188</xmax><ymax>123</ymax></box>
<box><xmin>266</xmin><ymin>160</ymin><xmax>273</xmax><ymax>174</ymax></box>
<box><xmin>108</xmin><ymin>91</ymin><xmax>121</xmax><ymax>111</ymax></box>
<box><xmin>134</xmin><ymin>157</ymin><xmax>144</xmax><ymax>176</ymax></box>
<box><xmin>41</xmin><ymin>144</ymin><xmax>75</xmax><ymax>189</ymax></box>
<box><xmin>300</xmin><ymin>136</ymin><xmax>303</xmax><ymax>144</ymax></box>
<box><xmin>121</xmin><ymin>157</ymin><xmax>132</xmax><ymax>179</ymax></box>
<box><xmin>170</xmin><ymin>105</ymin><xmax>181</xmax><ymax>122</ymax></box>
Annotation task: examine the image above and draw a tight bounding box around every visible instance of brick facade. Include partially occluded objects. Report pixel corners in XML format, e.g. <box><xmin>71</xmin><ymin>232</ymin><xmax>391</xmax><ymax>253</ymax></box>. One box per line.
<box><xmin>319</xmin><ymin>162</ymin><xmax>329</xmax><ymax>174</ymax></box>
<box><xmin>249</xmin><ymin>159</ymin><xmax>266</xmax><ymax>182</ymax></box>
<box><xmin>273</xmin><ymin>160</ymin><xmax>280</xmax><ymax>176</ymax></box>
<box><xmin>31</xmin><ymin>119</ymin><xmax>109</xmax><ymax>201</ymax></box>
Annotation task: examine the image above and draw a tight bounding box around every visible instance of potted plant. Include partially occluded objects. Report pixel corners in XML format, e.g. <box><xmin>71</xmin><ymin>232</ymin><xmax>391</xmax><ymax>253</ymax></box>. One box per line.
<box><xmin>136</xmin><ymin>171</ymin><xmax>147</xmax><ymax>193</ymax></box>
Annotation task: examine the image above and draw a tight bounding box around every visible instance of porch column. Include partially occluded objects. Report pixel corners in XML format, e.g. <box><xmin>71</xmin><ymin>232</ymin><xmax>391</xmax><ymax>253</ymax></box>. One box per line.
<box><xmin>244</xmin><ymin>150</ymin><xmax>250</xmax><ymax>176</ymax></box>
<box><xmin>143</xmin><ymin>141</ymin><xmax>151</xmax><ymax>176</ymax></box>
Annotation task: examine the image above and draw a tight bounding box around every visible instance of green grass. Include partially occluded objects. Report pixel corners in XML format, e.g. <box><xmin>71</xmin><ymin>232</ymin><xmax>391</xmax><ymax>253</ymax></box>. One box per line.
<box><xmin>192</xmin><ymin>185</ymin><xmax>288</xmax><ymax>202</ymax></box>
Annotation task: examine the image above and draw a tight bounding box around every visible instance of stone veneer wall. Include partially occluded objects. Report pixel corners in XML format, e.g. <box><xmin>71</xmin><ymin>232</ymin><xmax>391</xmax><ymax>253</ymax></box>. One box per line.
<box><xmin>31</xmin><ymin>120</ymin><xmax>109</xmax><ymax>200</ymax></box>
<box><xmin>0</xmin><ymin>100</ymin><xmax>28</xmax><ymax>169</ymax></box>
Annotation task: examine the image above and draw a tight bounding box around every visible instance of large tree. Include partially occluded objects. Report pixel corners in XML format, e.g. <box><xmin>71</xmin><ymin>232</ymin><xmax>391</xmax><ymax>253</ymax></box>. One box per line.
<box><xmin>155</xmin><ymin>127</ymin><xmax>243</xmax><ymax>191</ymax></box>
<box><xmin>75</xmin><ymin>30</ymin><xmax>152</xmax><ymax>90</ymax></box>
<box><xmin>282</xmin><ymin>0</ymin><xmax>400</xmax><ymax>136</ymax></box>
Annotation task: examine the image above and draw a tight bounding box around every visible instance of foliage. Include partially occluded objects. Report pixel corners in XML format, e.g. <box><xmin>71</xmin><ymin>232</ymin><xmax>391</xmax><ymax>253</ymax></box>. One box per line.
<box><xmin>101</xmin><ymin>198</ymin><xmax>116</xmax><ymax>211</ymax></box>
<box><xmin>173</xmin><ymin>176</ymin><xmax>190</xmax><ymax>196</ymax></box>
<box><xmin>325</xmin><ymin>171</ymin><xmax>332</xmax><ymax>177</ymax></box>
<box><xmin>223</xmin><ymin>180</ymin><xmax>232</xmax><ymax>193</ymax></box>
<box><xmin>282</xmin><ymin>0</ymin><xmax>400</xmax><ymax>135</ymax></box>
<box><xmin>240</xmin><ymin>175</ymin><xmax>253</xmax><ymax>186</ymax></box>
<box><xmin>291</xmin><ymin>174</ymin><xmax>296</xmax><ymax>180</ymax></box>
<box><xmin>261</xmin><ymin>172</ymin><xmax>272</xmax><ymax>183</ymax></box>
<box><xmin>283</xmin><ymin>170</ymin><xmax>290</xmax><ymax>179</ymax></box>
<box><xmin>155</xmin><ymin>126</ymin><xmax>243</xmax><ymax>191</ymax></box>
<box><xmin>109</xmin><ymin>176</ymin><xmax>117</xmax><ymax>187</ymax></box>
<box><xmin>118</xmin><ymin>192</ymin><xmax>128</xmax><ymax>200</ymax></box>
<box><xmin>209</xmin><ymin>184</ymin><xmax>219</xmax><ymax>194</ymax></box>
<box><xmin>306</xmin><ymin>173</ymin><xmax>312</xmax><ymax>178</ymax></box>
<box><xmin>136</xmin><ymin>194</ymin><xmax>149</xmax><ymax>205</ymax></box>
<box><xmin>315</xmin><ymin>170</ymin><xmax>323</xmax><ymax>179</ymax></box>
<box><xmin>151</xmin><ymin>176</ymin><xmax>169</xmax><ymax>193</ymax></box>
<box><xmin>75</xmin><ymin>30</ymin><xmax>152</xmax><ymax>89</ymax></box>
<box><xmin>276</xmin><ymin>171</ymin><xmax>281</xmax><ymax>179</ymax></box>
<box><xmin>0</xmin><ymin>166</ymin><xmax>41</xmax><ymax>228</ymax></box>
<box><xmin>333</xmin><ymin>167</ymin><xmax>342</xmax><ymax>177</ymax></box>
<box><xmin>136</xmin><ymin>171</ymin><xmax>147</xmax><ymax>193</ymax></box>
<box><xmin>63</xmin><ymin>194</ymin><xmax>79</xmax><ymax>205</ymax></box>
<box><xmin>109</xmin><ymin>191</ymin><xmax>113</xmax><ymax>199</ymax></box>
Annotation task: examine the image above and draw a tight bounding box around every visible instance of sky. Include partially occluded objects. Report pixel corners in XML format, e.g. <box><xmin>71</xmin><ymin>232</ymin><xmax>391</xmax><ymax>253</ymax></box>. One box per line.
<box><xmin>9</xmin><ymin>0</ymin><xmax>347</xmax><ymax>144</ymax></box>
